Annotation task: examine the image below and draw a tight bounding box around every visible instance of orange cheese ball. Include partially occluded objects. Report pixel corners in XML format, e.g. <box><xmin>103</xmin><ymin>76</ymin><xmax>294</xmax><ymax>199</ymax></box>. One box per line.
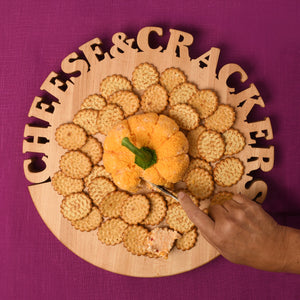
<box><xmin>103</xmin><ymin>113</ymin><xmax>189</xmax><ymax>192</ymax></box>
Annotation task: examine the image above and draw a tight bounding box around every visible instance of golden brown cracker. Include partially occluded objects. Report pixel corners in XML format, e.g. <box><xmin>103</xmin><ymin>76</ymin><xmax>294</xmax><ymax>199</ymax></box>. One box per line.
<box><xmin>99</xmin><ymin>191</ymin><xmax>130</xmax><ymax>218</ymax></box>
<box><xmin>96</xmin><ymin>104</ymin><xmax>124</xmax><ymax>135</ymax></box>
<box><xmin>176</xmin><ymin>228</ymin><xmax>198</xmax><ymax>251</ymax></box>
<box><xmin>123</xmin><ymin>225</ymin><xmax>149</xmax><ymax>256</ymax></box>
<box><xmin>60</xmin><ymin>192</ymin><xmax>92</xmax><ymax>221</ymax></box>
<box><xmin>142</xmin><ymin>192</ymin><xmax>167</xmax><ymax>226</ymax></box>
<box><xmin>97</xmin><ymin>218</ymin><xmax>128</xmax><ymax>246</ymax></box>
<box><xmin>169</xmin><ymin>82</ymin><xmax>198</xmax><ymax>106</ymax></box>
<box><xmin>188</xmin><ymin>89</ymin><xmax>218</xmax><ymax>119</ymax></box>
<box><xmin>141</xmin><ymin>84</ymin><xmax>168</xmax><ymax>113</ymax></box>
<box><xmin>59</xmin><ymin>150</ymin><xmax>92</xmax><ymax>179</ymax></box>
<box><xmin>71</xmin><ymin>206</ymin><xmax>103</xmax><ymax>232</ymax></box>
<box><xmin>107</xmin><ymin>90</ymin><xmax>140</xmax><ymax>117</ymax></box>
<box><xmin>55</xmin><ymin>123</ymin><xmax>87</xmax><ymax>150</ymax></box>
<box><xmin>121</xmin><ymin>194</ymin><xmax>150</xmax><ymax>225</ymax></box>
<box><xmin>160</xmin><ymin>67</ymin><xmax>187</xmax><ymax>93</ymax></box>
<box><xmin>73</xmin><ymin>109</ymin><xmax>99</xmax><ymax>135</ymax></box>
<box><xmin>165</xmin><ymin>203</ymin><xmax>195</xmax><ymax>234</ymax></box>
<box><xmin>168</xmin><ymin>104</ymin><xmax>199</xmax><ymax>130</ymax></box>
<box><xmin>223</xmin><ymin>128</ymin><xmax>246</xmax><ymax>155</ymax></box>
<box><xmin>84</xmin><ymin>165</ymin><xmax>113</xmax><ymax>187</ymax></box>
<box><xmin>132</xmin><ymin>63</ymin><xmax>159</xmax><ymax>90</ymax></box>
<box><xmin>187</xmin><ymin>125</ymin><xmax>206</xmax><ymax>158</ymax></box>
<box><xmin>213</xmin><ymin>157</ymin><xmax>244</xmax><ymax>187</ymax></box>
<box><xmin>204</xmin><ymin>104</ymin><xmax>236</xmax><ymax>133</ymax></box>
<box><xmin>186</xmin><ymin>158</ymin><xmax>212</xmax><ymax>176</ymax></box>
<box><xmin>184</xmin><ymin>167</ymin><xmax>214</xmax><ymax>199</ymax></box>
<box><xmin>52</xmin><ymin>170</ymin><xmax>84</xmax><ymax>196</ymax></box>
<box><xmin>210</xmin><ymin>191</ymin><xmax>233</xmax><ymax>205</ymax></box>
<box><xmin>80</xmin><ymin>94</ymin><xmax>106</xmax><ymax>111</ymax></box>
<box><xmin>80</xmin><ymin>136</ymin><xmax>103</xmax><ymax>165</ymax></box>
<box><xmin>99</xmin><ymin>74</ymin><xmax>132</xmax><ymax>99</ymax></box>
<box><xmin>88</xmin><ymin>176</ymin><xmax>117</xmax><ymax>206</ymax></box>
<box><xmin>197</xmin><ymin>130</ymin><xmax>225</xmax><ymax>162</ymax></box>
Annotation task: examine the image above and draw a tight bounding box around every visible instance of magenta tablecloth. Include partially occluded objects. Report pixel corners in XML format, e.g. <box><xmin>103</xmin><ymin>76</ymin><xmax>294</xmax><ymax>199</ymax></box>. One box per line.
<box><xmin>1</xmin><ymin>0</ymin><xmax>300</xmax><ymax>299</ymax></box>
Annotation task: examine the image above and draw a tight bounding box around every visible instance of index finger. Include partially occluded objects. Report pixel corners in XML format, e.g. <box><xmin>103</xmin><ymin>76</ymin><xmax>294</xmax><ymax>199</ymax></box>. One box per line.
<box><xmin>177</xmin><ymin>191</ymin><xmax>215</xmax><ymax>236</ymax></box>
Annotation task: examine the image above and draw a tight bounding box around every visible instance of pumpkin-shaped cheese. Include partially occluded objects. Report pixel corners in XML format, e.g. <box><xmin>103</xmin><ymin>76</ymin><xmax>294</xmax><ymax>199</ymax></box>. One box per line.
<box><xmin>103</xmin><ymin>113</ymin><xmax>189</xmax><ymax>192</ymax></box>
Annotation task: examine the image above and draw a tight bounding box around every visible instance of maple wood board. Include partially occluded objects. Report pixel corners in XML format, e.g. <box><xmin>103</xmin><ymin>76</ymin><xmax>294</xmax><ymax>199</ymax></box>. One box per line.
<box><xmin>24</xmin><ymin>27</ymin><xmax>274</xmax><ymax>277</ymax></box>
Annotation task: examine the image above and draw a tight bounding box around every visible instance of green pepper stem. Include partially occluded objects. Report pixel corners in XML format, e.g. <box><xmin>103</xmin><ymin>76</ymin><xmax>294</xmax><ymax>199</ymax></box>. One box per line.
<box><xmin>121</xmin><ymin>137</ymin><xmax>152</xmax><ymax>163</ymax></box>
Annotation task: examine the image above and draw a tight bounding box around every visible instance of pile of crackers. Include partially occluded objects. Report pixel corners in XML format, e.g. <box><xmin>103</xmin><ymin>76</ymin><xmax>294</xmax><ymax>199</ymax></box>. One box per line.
<box><xmin>51</xmin><ymin>63</ymin><xmax>246</xmax><ymax>258</ymax></box>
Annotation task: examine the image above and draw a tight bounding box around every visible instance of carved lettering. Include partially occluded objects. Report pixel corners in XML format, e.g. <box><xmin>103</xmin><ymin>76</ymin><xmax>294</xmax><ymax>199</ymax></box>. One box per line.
<box><xmin>23</xmin><ymin>125</ymin><xmax>52</xmax><ymax>155</ymax></box>
<box><xmin>110</xmin><ymin>32</ymin><xmax>137</xmax><ymax>58</ymax></box>
<box><xmin>246</xmin><ymin>145</ymin><xmax>274</xmax><ymax>172</ymax></box>
<box><xmin>40</xmin><ymin>71</ymin><xmax>73</xmax><ymax>101</ymax></box>
<box><xmin>61</xmin><ymin>52</ymin><xmax>89</xmax><ymax>82</ymax></box>
<box><xmin>78</xmin><ymin>38</ymin><xmax>108</xmax><ymax>67</ymax></box>
<box><xmin>165</xmin><ymin>29</ymin><xmax>193</xmax><ymax>59</ymax></box>
<box><xmin>191</xmin><ymin>47</ymin><xmax>220</xmax><ymax>76</ymax></box>
<box><xmin>28</xmin><ymin>96</ymin><xmax>58</xmax><ymax>123</ymax></box>
<box><xmin>24</xmin><ymin>156</ymin><xmax>50</xmax><ymax>183</ymax></box>
<box><xmin>136</xmin><ymin>26</ymin><xmax>164</xmax><ymax>53</ymax></box>
<box><xmin>218</xmin><ymin>63</ymin><xmax>248</xmax><ymax>93</ymax></box>
<box><xmin>246</xmin><ymin>118</ymin><xmax>273</xmax><ymax>143</ymax></box>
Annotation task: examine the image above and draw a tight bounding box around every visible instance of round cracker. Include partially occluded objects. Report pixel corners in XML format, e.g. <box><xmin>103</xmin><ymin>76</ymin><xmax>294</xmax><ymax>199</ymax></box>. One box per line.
<box><xmin>99</xmin><ymin>191</ymin><xmax>130</xmax><ymax>218</ymax></box>
<box><xmin>160</xmin><ymin>67</ymin><xmax>187</xmax><ymax>93</ymax></box>
<box><xmin>73</xmin><ymin>109</ymin><xmax>99</xmax><ymax>135</ymax></box>
<box><xmin>107</xmin><ymin>90</ymin><xmax>140</xmax><ymax>117</ymax></box>
<box><xmin>84</xmin><ymin>165</ymin><xmax>113</xmax><ymax>186</ymax></box>
<box><xmin>210</xmin><ymin>191</ymin><xmax>233</xmax><ymax>206</ymax></box>
<box><xmin>97</xmin><ymin>218</ymin><xmax>128</xmax><ymax>246</ymax></box>
<box><xmin>96</xmin><ymin>104</ymin><xmax>124</xmax><ymax>135</ymax></box>
<box><xmin>176</xmin><ymin>228</ymin><xmax>198</xmax><ymax>251</ymax></box>
<box><xmin>141</xmin><ymin>84</ymin><xmax>168</xmax><ymax>113</ymax></box>
<box><xmin>142</xmin><ymin>192</ymin><xmax>167</xmax><ymax>226</ymax></box>
<box><xmin>71</xmin><ymin>206</ymin><xmax>103</xmax><ymax>232</ymax></box>
<box><xmin>184</xmin><ymin>167</ymin><xmax>214</xmax><ymax>199</ymax></box>
<box><xmin>188</xmin><ymin>89</ymin><xmax>218</xmax><ymax>119</ymax></box>
<box><xmin>185</xmin><ymin>158</ymin><xmax>212</xmax><ymax>176</ymax></box>
<box><xmin>204</xmin><ymin>104</ymin><xmax>236</xmax><ymax>133</ymax></box>
<box><xmin>213</xmin><ymin>157</ymin><xmax>244</xmax><ymax>187</ymax></box>
<box><xmin>197</xmin><ymin>130</ymin><xmax>225</xmax><ymax>162</ymax></box>
<box><xmin>59</xmin><ymin>150</ymin><xmax>92</xmax><ymax>179</ymax></box>
<box><xmin>187</xmin><ymin>125</ymin><xmax>206</xmax><ymax>158</ymax></box>
<box><xmin>51</xmin><ymin>170</ymin><xmax>84</xmax><ymax>196</ymax></box>
<box><xmin>80</xmin><ymin>94</ymin><xmax>106</xmax><ymax>110</ymax></box>
<box><xmin>121</xmin><ymin>194</ymin><xmax>150</xmax><ymax>225</ymax></box>
<box><xmin>132</xmin><ymin>63</ymin><xmax>159</xmax><ymax>90</ymax></box>
<box><xmin>123</xmin><ymin>225</ymin><xmax>149</xmax><ymax>256</ymax></box>
<box><xmin>60</xmin><ymin>192</ymin><xmax>92</xmax><ymax>221</ymax></box>
<box><xmin>100</xmin><ymin>74</ymin><xmax>132</xmax><ymax>99</ymax></box>
<box><xmin>165</xmin><ymin>203</ymin><xmax>195</xmax><ymax>234</ymax></box>
<box><xmin>80</xmin><ymin>136</ymin><xmax>103</xmax><ymax>165</ymax></box>
<box><xmin>88</xmin><ymin>176</ymin><xmax>117</xmax><ymax>206</ymax></box>
<box><xmin>55</xmin><ymin>123</ymin><xmax>87</xmax><ymax>150</ymax></box>
<box><xmin>169</xmin><ymin>82</ymin><xmax>198</xmax><ymax>106</ymax></box>
<box><xmin>223</xmin><ymin>128</ymin><xmax>246</xmax><ymax>155</ymax></box>
<box><xmin>169</xmin><ymin>104</ymin><xmax>199</xmax><ymax>130</ymax></box>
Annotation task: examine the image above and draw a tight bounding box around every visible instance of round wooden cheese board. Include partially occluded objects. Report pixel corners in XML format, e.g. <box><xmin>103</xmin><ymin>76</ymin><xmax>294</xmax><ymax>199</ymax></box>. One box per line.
<box><xmin>23</xmin><ymin>26</ymin><xmax>274</xmax><ymax>277</ymax></box>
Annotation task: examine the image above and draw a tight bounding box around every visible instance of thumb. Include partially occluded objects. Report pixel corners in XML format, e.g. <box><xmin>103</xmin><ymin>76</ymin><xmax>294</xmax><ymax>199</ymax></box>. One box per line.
<box><xmin>177</xmin><ymin>191</ymin><xmax>214</xmax><ymax>236</ymax></box>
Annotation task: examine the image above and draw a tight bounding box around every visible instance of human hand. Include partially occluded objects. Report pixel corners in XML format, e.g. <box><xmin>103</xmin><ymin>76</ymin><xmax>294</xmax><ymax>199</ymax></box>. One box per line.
<box><xmin>177</xmin><ymin>192</ymin><xmax>289</xmax><ymax>272</ymax></box>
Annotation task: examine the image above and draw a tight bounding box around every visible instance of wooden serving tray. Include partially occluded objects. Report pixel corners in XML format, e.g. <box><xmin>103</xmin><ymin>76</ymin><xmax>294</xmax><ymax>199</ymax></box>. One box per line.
<box><xmin>23</xmin><ymin>27</ymin><xmax>274</xmax><ymax>277</ymax></box>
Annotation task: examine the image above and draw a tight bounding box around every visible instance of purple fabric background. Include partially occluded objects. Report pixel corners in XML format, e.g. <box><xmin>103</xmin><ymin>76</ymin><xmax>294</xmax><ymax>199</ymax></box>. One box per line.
<box><xmin>1</xmin><ymin>0</ymin><xmax>299</xmax><ymax>299</ymax></box>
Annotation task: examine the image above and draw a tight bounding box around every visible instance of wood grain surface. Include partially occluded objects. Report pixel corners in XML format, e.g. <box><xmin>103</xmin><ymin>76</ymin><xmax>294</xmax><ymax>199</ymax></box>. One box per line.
<box><xmin>23</xmin><ymin>27</ymin><xmax>274</xmax><ymax>277</ymax></box>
